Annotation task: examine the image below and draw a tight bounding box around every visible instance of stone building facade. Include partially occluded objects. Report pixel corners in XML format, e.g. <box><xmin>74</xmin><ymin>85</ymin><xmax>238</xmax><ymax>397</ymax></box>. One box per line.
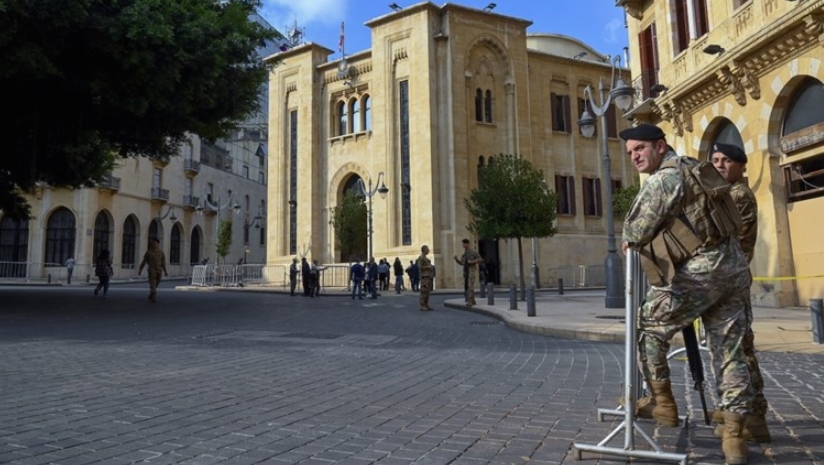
<box><xmin>265</xmin><ymin>2</ymin><xmax>634</xmax><ymax>289</ymax></box>
<box><xmin>620</xmin><ymin>0</ymin><xmax>824</xmax><ymax>306</ymax></box>
<box><xmin>0</xmin><ymin>131</ymin><xmax>268</xmax><ymax>282</ymax></box>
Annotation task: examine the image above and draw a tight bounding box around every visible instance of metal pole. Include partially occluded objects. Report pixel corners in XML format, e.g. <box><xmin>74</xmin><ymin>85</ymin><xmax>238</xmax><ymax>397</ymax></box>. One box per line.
<box><xmin>367</xmin><ymin>180</ymin><xmax>373</xmax><ymax>260</ymax></box>
<box><xmin>597</xmin><ymin>78</ymin><xmax>625</xmax><ymax>309</ymax></box>
<box><xmin>811</xmin><ymin>298</ymin><xmax>824</xmax><ymax>344</ymax></box>
<box><xmin>527</xmin><ymin>286</ymin><xmax>536</xmax><ymax>317</ymax></box>
<box><xmin>531</xmin><ymin>237</ymin><xmax>540</xmax><ymax>289</ymax></box>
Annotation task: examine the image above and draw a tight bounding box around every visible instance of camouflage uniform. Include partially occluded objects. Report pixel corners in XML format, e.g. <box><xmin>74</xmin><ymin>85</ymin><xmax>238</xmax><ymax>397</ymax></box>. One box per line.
<box><xmin>730</xmin><ymin>179</ymin><xmax>768</xmax><ymax>416</ymax></box>
<box><xmin>624</xmin><ymin>150</ymin><xmax>755</xmax><ymax>415</ymax></box>
<box><xmin>138</xmin><ymin>247</ymin><xmax>167</xmax><ymax>303</ymax></box>
<box><xmin>418</xmin><ymin>254</ymin><xmax>433</xmax><ymax>310</ymax></box>
<box><xmin>455</xmin><ymin>248</ymin><xmax>481</xmax><ymax>306</ymax></box>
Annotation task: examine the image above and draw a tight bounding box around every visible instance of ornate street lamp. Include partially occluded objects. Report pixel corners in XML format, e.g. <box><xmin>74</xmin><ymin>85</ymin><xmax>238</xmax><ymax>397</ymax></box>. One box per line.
<box><xmin>577</xmin><ymin>55</ymin><xmax>635</xmax><ymax>309</ymax></box>
<box><xmin>357</xmin><ymin>172</ymin><xmax>389</xmax><ymax>260</ymax></box>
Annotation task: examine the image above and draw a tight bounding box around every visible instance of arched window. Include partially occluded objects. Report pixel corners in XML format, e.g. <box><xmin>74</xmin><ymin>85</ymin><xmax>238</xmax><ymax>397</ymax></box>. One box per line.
<box><xmin>783</xmin><ymin>79</ymin><xmax>824</xmax><ymax>136</ymax></box>
<box><xmin>93</xmin><ymin>212</ymin><xmax>111</xmax><ymax>260</ymax></box>
<box><xmin>338</xmin><ymin>101</ymin><xmax>348</xmax><ymax>136</ymax></box>
<box><xmin>190</xmin><ymin>227</ymin><xmax>202</xmax><ymax>265</ymax></box>
<box><xmin>44</xmin><ymin>207</ymin><xmax>75</xmax><ymax>265</ymax></box>
<box><xmin>0</xmin><ymin>216</ymin><xmax>29</xmax><ymax>269</ymax></box>
<box><xmin>170</xmin><ymin>223</ymin><xmax>182</xmax><ymax>265</ymax></box>
<box><xmin>475</xmin><ymin>88</ymin><xmax>483</xmax><ymax>121</ymax></box>
<box><xmin>782</xmin><ymin>78</ymin><xmax>824</xmax><ymax>202</ymax></box>
<box><xmin>351</xmin><ymin>98</ymin><xmax>361</xmax><ymax>132</ymax></box>
<box><xmin>363</xmin><ymin>95</ymin><xmax>372</xmax><ymax>131</ymax></box>
<box><xmin>148</xmin><ymin>219</ymin><xmax>162</xmax><ymax>246</ymax></box>
<box><xmin>122</xmin><ymin>216</ymin><xmax>138</xmax><ymax>266</ymax></box>
<box><xmin>484</xmin><ymin>89</ymin><xmax>493</xmax><ymax>123</ymax></box>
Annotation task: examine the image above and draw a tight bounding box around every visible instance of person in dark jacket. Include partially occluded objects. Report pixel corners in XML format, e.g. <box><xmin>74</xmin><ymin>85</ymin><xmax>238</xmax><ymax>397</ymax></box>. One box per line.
<box><xmin>393</xmin><ymin>257</ymin><xmax>404</xmax><ymax>294</ymax></box>
<box><xmin>366</xmin><ymin>257</ymin><xmax>379</xmax><ymax>299</ymax></box>
<box><xmin>289</xmin><ymin>258</ymin><xmax>299</xmax><ymax>296</ymax></box>
<box><xmin>350</xmin><ymin>259</ymin><xmax>365</xmax><ymax>299</ymax></box>
<box><xmin>301</xmin><ymin>257</ymin><xmax>311</xmax><ymax>296</ymax></box>
<box><xmin>93</xmin><ymin>249</ymin><xmax>113</xmax><ymax>297</ymax></box>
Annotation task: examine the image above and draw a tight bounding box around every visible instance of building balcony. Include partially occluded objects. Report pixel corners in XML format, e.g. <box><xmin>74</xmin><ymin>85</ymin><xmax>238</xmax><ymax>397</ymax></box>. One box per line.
<box><xmin>183</xmin><ymin>195</ymin><xmax>200</xmax><ymax>210</ymax></box>
<box><xmin>184</xmin><ymin>159</ymin><xmax>201</xmax><ymax>176</ymax></box>
<box><xmin>97</xmin><ymin>174</ymin><xmax>121</xmax><ymax>192</ymax></box>
<box><xmin>151</xmin><ymin>187</ymin><xmax>170</xmax><ymax>203</ymax></box>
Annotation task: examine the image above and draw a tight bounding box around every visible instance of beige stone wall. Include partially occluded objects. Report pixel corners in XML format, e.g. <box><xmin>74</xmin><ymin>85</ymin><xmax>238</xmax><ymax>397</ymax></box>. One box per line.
<box><xmin>6</xmin><ymin>134</ymin><xmax>267</xmax><ymax>279</ymax></box>
<box><xmin>267</xmin><ymin>3</ymin><xmax>639</xmax><ymax>289</ymax></box>
<box><xmin>622</xmin><ymin>0</ymin><xmax>824</xmax><ymax>306</ymax></box>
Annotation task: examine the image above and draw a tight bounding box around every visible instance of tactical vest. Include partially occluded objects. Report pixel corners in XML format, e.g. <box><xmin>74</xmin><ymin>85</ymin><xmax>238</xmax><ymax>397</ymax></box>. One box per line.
<box><xmin>639</xmin><ymin>156</ymin><xmax>742</xmax><ymax>286</ymax></box>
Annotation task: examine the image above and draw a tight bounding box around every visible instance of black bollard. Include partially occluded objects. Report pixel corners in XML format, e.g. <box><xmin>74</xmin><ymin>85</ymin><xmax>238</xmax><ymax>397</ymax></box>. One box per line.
<box><xmin>509</xmin><ymin>284</ymin><xmax>517</xmax><ymax>310</ymax></box>
<box><xmin>480</xmin><ymin>281</ymin><xmax>486</xmax><ymax>299</ymax></box>
<box><xmin>48</xmin><ymin>274</ymin><xmax>51</xmax><ymax>284</ymax></box>
<box><xmin>86</xmin><ymin>274</ymin><xmax>91</xmax><ymax>284</ymax></box>
<box><xmin>527</xmin><ymin>286</ymin><xmax>536</xmax><ymax>317</ymax></box>
<box><xmin>487</xmin><ymin>283</ymin><xmax>495</xmax><ymax>305</ymax></box>
<box><xmin>558</xmin><ymin>278</ymin><xmax>564</xmax><ymax>295</ymax></box>
<box><xmin>811</xmin><ymin>299</ymin><xmax>824</xmax><ymax>344</ymax></box>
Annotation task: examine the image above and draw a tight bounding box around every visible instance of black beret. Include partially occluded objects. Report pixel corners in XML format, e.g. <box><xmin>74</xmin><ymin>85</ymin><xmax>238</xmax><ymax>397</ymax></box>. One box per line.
<box><xmin>619</xmin><ymin>123</ymin><xmax>666</xmax><ymax>141</ymax></box>
<box><xmin>712</xmin><ymin>143</ymin><xmax>747</xmax><ymax>163</ymax></box>
<box><xmin>461</xmin><ymin>238</ymin><xmax>470</xmax><ymax>244</ymax></box>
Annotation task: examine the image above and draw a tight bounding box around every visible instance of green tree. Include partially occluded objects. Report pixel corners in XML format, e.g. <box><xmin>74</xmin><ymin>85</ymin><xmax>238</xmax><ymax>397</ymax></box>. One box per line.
<box><xmin>331</xmin><ymin>190</ymin><xmax>367</xmax><ymax>262</ymax></box>
<box><xmin>612</xmin><ymin>183</ymin><xmax>641</xmax><ymax>221</ymax></box>
<box><xmin>216</xmin><ymin>219</ymin><xmax>233</xmax><ymax>263</ymax></box>
<box><xmin>464</xmin><ymin>154</ymin><xmax>558</xmax><ymax>297</ymax></box>
<box><xmin>0</xmin><ymin>0</ymin><xmax>281</xmax><ymax>218</ymax></box>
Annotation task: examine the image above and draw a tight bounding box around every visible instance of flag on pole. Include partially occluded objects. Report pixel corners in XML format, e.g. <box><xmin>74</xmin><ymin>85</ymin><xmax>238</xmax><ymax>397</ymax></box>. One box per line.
<box><xmin>339</xmin><ymin>21</ymin><xmax>345</xmax><ymax>55</ymax></box>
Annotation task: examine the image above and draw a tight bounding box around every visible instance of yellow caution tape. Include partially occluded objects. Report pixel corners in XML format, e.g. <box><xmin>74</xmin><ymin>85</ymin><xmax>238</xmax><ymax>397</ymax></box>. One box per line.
<box><xmin>752</xmin><ymin>275</ymin><xmax>824</xmax><ymax>281</ymax></box>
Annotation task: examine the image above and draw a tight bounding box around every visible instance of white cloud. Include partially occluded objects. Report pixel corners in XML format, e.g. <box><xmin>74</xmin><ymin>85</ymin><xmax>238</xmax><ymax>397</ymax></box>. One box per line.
<box><xmin>603</xmin><ymin>17</ymin><xmax>625</xmax><ymax>45</ymax></box>
<box><xmin>260</xmin><ymin>0</ymin><xmax>347</xmax><ymax>33</ymax></box>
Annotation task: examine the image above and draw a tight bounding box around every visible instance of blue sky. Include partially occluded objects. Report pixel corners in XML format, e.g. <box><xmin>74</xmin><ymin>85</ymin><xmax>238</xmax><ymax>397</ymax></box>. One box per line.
<box><xmin>259</xmin><ymin>1</ymin><xmax>629</xmax><ymax>60</ymax></box>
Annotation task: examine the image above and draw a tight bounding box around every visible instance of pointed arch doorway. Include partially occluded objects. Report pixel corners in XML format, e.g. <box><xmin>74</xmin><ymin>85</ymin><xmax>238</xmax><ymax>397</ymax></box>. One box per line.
<box><xmin>333</xmin><ymin>175</ymin><xmax>368</xmax><ymax>263</ymax></box>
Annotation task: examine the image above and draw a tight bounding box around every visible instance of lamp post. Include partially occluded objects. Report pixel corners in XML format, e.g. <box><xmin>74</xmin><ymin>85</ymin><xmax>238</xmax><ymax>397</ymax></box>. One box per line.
<box><xmin>196</xmin><ymin>192</ymin><xmax>241</xmax><ymax>263</ymax></box>
<box><xmin>156</xmin><ymin>206</ymin><xmax>178</xmax><ymax>222</ymax></box>
<box><xmin>577</xmin><ymin>55</ymin><xmax>635</xmax><ymax>309</ymax></box>
<box><xmin>357</xmin><ymin>172</ymin><xmax>389</xmax><ymax>260</ymax></box>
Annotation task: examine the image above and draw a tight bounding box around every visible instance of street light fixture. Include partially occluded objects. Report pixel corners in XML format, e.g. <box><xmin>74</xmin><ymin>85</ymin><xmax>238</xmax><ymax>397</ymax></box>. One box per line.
<box><xmin>357</xmin><ymin>172</ymin><xmax>389</xmax><ymax>260</ymax></box>
<box><xmin>577</xmin><ymin>54</ymin><xmax>635</xmax><ymax>309</ymax></box>
<box><xmin>195</xmin><ymin>190</ymin><xmax>241</xmax><ymax>263</ymax></box>
<box><xmin>156</xmin><ymin>206</ymin><xmax>177</xmax><ymax>222</ymax></box>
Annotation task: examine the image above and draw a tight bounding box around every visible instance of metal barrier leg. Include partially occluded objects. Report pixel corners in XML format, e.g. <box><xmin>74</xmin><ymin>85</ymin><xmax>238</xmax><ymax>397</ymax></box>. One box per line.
<box><xmin>573</xmin><ymin>250</ymin><xmax>688</xmax><ymax>464</ymax></box>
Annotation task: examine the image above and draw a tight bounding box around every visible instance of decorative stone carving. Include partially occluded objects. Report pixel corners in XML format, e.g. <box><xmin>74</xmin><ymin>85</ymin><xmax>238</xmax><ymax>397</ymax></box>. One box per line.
<box><xmin>735</xmin><ymin>65</ymin><xmax>761</xmax><ymax>101</ymax></box>
<box><xmin>717</xmin><ymin>66</ymin><xmax>747</xmax><ymax>106</ymax></box>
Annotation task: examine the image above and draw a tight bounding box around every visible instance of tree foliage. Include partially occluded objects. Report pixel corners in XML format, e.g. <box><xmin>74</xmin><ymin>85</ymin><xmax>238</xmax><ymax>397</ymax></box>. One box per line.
<box><xmin>0</xmin><ymin>0</ymin><xmax>281</xmax><ymax>218</ymax></box>
<box><xmin>464</xmin><ymin>154</ymin><xmax>558</xmax><ymax>293</ymax></box>
<box><xmin>612</xmin><ymin>183</ymin><xmax>641</xmax><ymax>221</ymax></box>
<box><xmin>216</xmin><ymin>219</ymin><xmax>233</xmax><ymax>263</ymax></box>
<box><xmin>331</xmin><ymin>190</ymin><xmax>367</xmax><ymax>262</ymax></box>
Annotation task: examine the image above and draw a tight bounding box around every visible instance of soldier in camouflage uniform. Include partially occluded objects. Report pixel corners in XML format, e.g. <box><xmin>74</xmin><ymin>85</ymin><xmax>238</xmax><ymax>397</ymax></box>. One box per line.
<box><xmin>621</xmin><ymin>124</ymin><xmax>754</xmax><ymax>465</ymax></box>
<box><xmin>138</xmin><ymin>237</ymin><xmax>168</xmax><ymax>303</ymax></box>
<box><xmin>454</xmin><ymin>238</ymin><xmax>481</xmax><ymax>307</ymax></box>
<box><xmin>711</xmin><ymin>142</ymin><xmax>770</xmax><ymax>443</ymax></box>
<box><xmin>417</xmin><ymin>245</ymin><xmax>434</xmax><ymax>311</ymax></box>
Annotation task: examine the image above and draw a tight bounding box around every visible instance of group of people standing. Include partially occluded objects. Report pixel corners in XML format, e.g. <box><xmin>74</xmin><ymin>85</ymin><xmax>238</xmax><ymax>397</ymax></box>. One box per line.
<box><xmin>288</xmin><ymin>257</ymin><xmax>324</xmax><ymax>297</ymax></box>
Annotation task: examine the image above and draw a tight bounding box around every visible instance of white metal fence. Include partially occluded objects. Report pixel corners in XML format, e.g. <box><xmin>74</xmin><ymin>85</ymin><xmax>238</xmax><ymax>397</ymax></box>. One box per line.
<box><xmin>187</xmin><ymin>263</ymin><xmax>355</xmax><ymax>290</ymax></box>
<box><xmin>546</xmin><ymin>264</ymin><xmax>609</xmax><ymax>288</ymax></box>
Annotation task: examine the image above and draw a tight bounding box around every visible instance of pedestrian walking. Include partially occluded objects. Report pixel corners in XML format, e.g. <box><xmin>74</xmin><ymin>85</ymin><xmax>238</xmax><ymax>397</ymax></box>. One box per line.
<box><xmin>454</xmin><ymin>238</ymin><xmax>481</xmax><ymax>307</ymax></box>
<box><xmin>93</xmin><ymin>250</ymin><xmax>113</xmax><ymax>297</ymax></box>
<box><xmin>311</xmin><ymin>260</ymin><xmax>325</xmax><ymax>297</ymax></box>
<box><xmin>65</xmin><ymin>257</ymin><xmax>75</xmax><ymax>284</ymax></box>
<box><xmin>621</xmin><ymin>123</ymin><xmax>755</xmax><ymax>465</ymax></box>
<box><xmin>406</xmin><ymin>260</ymin><xmax>420</xmax><ymax>292</ymax></box>
<box><xmin>711</xmin><ymin>142</ymin><xmax>770</xmax><ymax>442</ymax></box>
<box><xmin>366</xmin><ymin>257</ymin><xmax>379</xmax><ymax>299</ymax></box>
<box><xmin>137</xmin><ymin>238</ymin><xmax>168</xmax><ymax>303</ymax></box>
<box><xmin>417</xmin><ymin>245</ymin><xmax>433</xmax><ymax>311</ymax></box>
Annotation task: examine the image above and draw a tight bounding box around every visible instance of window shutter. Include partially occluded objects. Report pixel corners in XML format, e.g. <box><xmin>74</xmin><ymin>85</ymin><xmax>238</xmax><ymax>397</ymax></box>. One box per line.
<box><xmin>595</xmin><ymin>178</ymin><xmax>603</xmax><ymax>217</ymax></box>
<box><xmin>563</xmin><ymin>95</ymin><xmax>572</xmax><ymax>133</ymax></box>
<box><xmin>569</xmin><ymin>177</ymin><xmax>577</xmax><ymax>215</ymax></box>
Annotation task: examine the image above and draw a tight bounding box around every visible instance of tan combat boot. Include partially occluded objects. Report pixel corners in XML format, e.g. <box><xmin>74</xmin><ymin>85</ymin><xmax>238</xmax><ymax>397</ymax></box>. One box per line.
<box><xmin>721</xmin><ymin>412</ymin><xmax>749</xmax><ymax>465</ymax></box>
<box><xmin>714</xmin><ymin>413</ymin><xmax>771</xmax><ymax>443</ymax></box>
<box><xmin>648</xmin><ymin>381</ymin><xmax>679</xmax><ymax>427</ymax></box>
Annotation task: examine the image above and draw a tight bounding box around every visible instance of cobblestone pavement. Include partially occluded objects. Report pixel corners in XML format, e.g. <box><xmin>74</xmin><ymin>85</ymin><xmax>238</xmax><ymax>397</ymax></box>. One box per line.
<box><xmin>1</xmin><ymin>285</ymin><xmax>823</xmax><ymax>465</ymax></box>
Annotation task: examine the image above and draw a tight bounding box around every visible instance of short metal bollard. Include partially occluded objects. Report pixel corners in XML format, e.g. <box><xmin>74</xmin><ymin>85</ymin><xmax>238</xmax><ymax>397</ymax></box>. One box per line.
<box><xmin>487</xmin><ymin>283</ymin><xmax>495</xmax><ymax>305</ymax></box>
<box><xmin>527</xmin><ymin>286</ymin><xmax>536</xmax><ymax>317</ymax></box>
<box><xmin>558</xmin><ymin>278</ymin><xmax>564</xmax><ymax>295</ymax></box>
<box><xmin>811</xmin><ymin>299</ymin><xmax>824</xmax><ymax>344</ymax></box>
<box><xmin>48</xmin><ymin>274</ymin><xmax>51</xmax><ymax>284</ymax></box>
<box><xmin>480</xmin><ymin>281</ymin><xmax>486</xmax><ymax>298</ymax></box>
<box><xmin>86</xmin><ymin>274</ymin><xmax>91</xmax><ymax>284</ymax></box>
<box><xmin>509</xmin><ymin>284</ymin><xmax>517</xmax><ymax>310</ymax></box>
